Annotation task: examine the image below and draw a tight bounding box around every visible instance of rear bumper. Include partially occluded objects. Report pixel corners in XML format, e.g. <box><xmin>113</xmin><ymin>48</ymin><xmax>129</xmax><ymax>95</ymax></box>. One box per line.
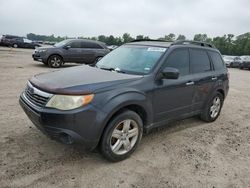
<box><xmin>19</xmin><ymin>93</ymin><xmax>107</xmax><ymax>150</ymax></box>
<box><xmin>240</xmin><ymin>62</ymin><xmax>250</xmax><ymax>69</ymax></box>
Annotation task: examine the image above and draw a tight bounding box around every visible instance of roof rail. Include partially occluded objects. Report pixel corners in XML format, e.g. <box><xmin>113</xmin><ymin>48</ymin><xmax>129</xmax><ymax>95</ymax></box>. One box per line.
<box><xmin>130</xmin><ymin>39</ymin><xmax>173</xmax><ymax>43</ymax></box>
<box><xmin>172</xmin><ymin>40</ymin><xmax>215</xmax><ymax>48</ymax></box>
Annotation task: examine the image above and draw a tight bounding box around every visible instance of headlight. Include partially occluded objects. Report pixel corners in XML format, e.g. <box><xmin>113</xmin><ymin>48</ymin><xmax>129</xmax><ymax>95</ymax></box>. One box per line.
<box><xmin>46</xmin><ymin>94</ymin><xmax>94</xmax><ymax>110</ymax></box>
<box><xmin>38</xmin><ymin>49</ymin><xmax>47</xmax><ymax>53</ymax></box>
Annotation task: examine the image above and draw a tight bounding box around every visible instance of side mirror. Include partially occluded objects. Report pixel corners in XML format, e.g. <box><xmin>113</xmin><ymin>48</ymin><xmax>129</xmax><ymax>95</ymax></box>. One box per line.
<box><xmin>64</xmin><ymin>45</ymin><xmax>71</xmax><ymax>50</ymax></box>
<box><xmin>160</xmin><ymin>67</ymin><xmax>179</xmax><ymax>79</ymax></box>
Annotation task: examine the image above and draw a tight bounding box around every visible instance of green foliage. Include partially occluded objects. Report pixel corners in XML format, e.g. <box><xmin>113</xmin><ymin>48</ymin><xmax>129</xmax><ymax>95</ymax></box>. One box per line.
<box><xmin>26</xmin><ymin>32</ymin><xmax>250</xmax><ymax>55</ymax></box>
<box><xmin>27</xmin><ymin>33</ymin><xmax>65</xmax><ymax>42</ymax></box>
<box><xmin>177</xmin><ymin>35</ymin><xmax>186</xmax><ymax>40</ymax></box>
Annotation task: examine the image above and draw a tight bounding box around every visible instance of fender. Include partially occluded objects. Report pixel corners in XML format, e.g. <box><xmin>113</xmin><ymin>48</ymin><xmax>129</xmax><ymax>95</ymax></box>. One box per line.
<box><xmin>202</xmin><ymin>79</ymin><xmax>226</xmax><ymax>109</ymax></box>
<box><xmin>94</xmin><ymin>88</ymin><xmax>153</xmax><ymax>140</ymax></box>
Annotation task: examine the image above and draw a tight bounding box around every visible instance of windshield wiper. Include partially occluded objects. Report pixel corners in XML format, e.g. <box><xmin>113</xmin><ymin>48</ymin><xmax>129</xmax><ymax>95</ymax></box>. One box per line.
<box><xmin>99</xmin><ymin>67</ymin><xmax>126</xmax><ymax>73</ymax></box>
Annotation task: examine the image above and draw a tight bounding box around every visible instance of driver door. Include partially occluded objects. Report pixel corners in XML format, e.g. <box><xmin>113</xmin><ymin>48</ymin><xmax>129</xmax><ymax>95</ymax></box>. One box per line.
<box><xmin>153</xmin><ymin>48</ymin><xmax>195</xmax><ymax>123</ymax></box>
<box><xmin>63</xmin><ymin>41</ymin><xmax>82</xmax><ymax>62</ymax></box>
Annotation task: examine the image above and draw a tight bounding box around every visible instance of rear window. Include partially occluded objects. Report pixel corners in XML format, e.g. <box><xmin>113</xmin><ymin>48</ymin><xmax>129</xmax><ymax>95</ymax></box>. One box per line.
<box><xmin>190</xmin><ymin>49</ymin><xmax>211</xmax><ymax>73</ymax></box>
<box><xmin>208</xmin><ymin>51</ymin><xmax>225</xmax><ymax>70</ymax></box>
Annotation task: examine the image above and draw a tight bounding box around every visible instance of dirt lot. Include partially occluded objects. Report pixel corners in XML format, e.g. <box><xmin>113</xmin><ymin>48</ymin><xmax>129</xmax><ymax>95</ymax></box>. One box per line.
<box><xmin>0</xmin><ymin>47</ymin><xmax>250</xmax><ymax>188</ymax></box>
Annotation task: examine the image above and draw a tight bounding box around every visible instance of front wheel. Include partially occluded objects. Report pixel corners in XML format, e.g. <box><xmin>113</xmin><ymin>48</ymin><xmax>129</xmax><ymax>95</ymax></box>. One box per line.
<box><xmin>48</xmin><ymin>55</ymin><xmax>63</xmax><ymax>68</ymax></box>
<box><xmin>100</xmin><ymin>110</ymin><xmax>143</xmax><ymax>162</ymax></box>
<box><xmin>200</xmin><ymin>92</ymin><xmax>224</xmax><ymax>122</ymax></box>
<box><xmin>13</xmin><ymin>44</ymin><xmax>18</xmax><ymax>48</ymax></box>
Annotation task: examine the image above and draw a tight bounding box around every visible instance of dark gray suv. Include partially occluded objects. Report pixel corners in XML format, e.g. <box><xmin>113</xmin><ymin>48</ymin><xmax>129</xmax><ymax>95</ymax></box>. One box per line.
<box><xmin>20</xmin><ymin>40</ymin><xmax>229</xmax><ymax>161</ymax></box>
<box><xmin>32</xmin><ymin>39</ymin><xmax>109</xmax><ymax>68</ymax></box>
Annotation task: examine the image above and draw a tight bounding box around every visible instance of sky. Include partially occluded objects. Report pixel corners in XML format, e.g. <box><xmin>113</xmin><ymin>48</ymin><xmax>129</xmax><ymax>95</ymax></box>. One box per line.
<box><xmin>0</xmin><ymin>0</ymin><xmax>250</xmax><ymax>39</ymax></box>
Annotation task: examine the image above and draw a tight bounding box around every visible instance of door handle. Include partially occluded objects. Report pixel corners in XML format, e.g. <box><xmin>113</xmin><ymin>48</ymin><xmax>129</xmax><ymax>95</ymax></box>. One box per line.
<box><xmin>211</xmin><ymin>77</ymin><xmax>217</xmax><ymax>81</ymax></box>
<box><xmin>186</xmin><ymin>81</ymin><xmax>194</xmax><ymax>86</ymax></box>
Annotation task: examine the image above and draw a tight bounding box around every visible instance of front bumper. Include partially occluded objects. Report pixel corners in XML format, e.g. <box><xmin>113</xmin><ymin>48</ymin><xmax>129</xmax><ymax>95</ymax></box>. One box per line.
<box><xmin>19</xmin><ymin>92</ymin><xmax>107</xmax><ymax>150</ymax></box>
<box><xmin>32</xmin><ymin>52</ymin><xmax>47</xmax><ymax>63</ymax></box>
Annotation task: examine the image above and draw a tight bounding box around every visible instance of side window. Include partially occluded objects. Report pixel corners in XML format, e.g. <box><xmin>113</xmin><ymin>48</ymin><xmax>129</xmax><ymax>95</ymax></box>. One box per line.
<box><xmin>190</xmin><ymin>49</ymin><xmax>211</xmax><ymax>73</ymax></box>
<box><xmin>69</xmin><ymin>41</ymin><xmax>81</xmax><ymax>48</ymax></box>
<box><xmin>82</xmin><ymin>42</ymin><xmax>103</xmax><ymax>49</ymax></box>
<box><xmin>164</xmin><ymin>49</ymin><xmax>189</xmax><ymax>76</ymax></box>
<box><xmin>208</xmin><ymin>51</ymin><xmax>225</xmax><ymax>70</ymax></box>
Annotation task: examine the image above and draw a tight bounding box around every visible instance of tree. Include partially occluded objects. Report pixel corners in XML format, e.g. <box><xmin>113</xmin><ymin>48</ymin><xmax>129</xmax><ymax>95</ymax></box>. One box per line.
<box><xmin>163</xmin><ymin>33</ymin><xmax>175</xmax><ymax>41</ymax></box>
<box><xmin>176</xmin><ymin>34</ymin><xmax>186</xmax><ymax>40</ymax></box>
<box><xmin>122</xmin><ymin>33</ymin><xmax>134</xmax><ymax>43</ymax></box>
<box><xmin>193</xmin><ymin>34</ymin><xmax>210</xmax><ymax>42</ymax></box>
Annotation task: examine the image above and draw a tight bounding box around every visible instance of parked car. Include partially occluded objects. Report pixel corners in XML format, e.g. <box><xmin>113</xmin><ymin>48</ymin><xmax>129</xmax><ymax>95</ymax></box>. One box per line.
<box><xmin>32</xmin><ymin>39</ymin><xmax>110</xmax><ymax>68</ymax></box>
<box><xmin>107</xmin><ymin>45</ymin><xmax>118</xmax><ymax>51</ymax></box>
<box><xmin>0</xmin><ymin>34</ymin><xmax>23</xmax><ymax>47</ymax></box>
<box><xmin>10</xmin><ymin>38</ymin><xmax>41</xmax><ymax>49</ymax></box>
<box><xmin>239</xmin><ymin>56</ymin><xmax>250</xmax><ymax>70</ymax></box>
<box><xmin>223</xmin><ymin>55</ymin><xmax>237</xmax><ymax>67</ymax></box>
<box><xmin>233</xmin><ymin>56</ymin><xmax>242</xmax><ymax>68</ymax></box>
<box><xmin>20</xmin><ymin>40</ymin><xmax>229</xmax><ymax>161</ymax></box>
<box><xmin>0</xmin><ymin>35</ymin><xmax>3</xmax><ymax>45</ymax></box>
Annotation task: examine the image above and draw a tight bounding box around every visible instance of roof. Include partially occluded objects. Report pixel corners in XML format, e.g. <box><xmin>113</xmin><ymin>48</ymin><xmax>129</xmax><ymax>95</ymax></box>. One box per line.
<box><xmin>127</xmin><ymin>40</ymin><xmax>172</xmax><ymax>48</ymax></box>
<box><xmin>127</xmin><ymin>39</ymin><xmax>216</xmax><ymax>49</ymax></box>
<box><xmin>64</xmin><ymin>38</ymin><xmax>107</xmax><ymax>47</ymax></box>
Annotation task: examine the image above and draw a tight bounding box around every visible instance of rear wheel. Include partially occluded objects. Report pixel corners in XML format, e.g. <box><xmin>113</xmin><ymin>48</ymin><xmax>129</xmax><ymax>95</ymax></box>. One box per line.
<box><xmin>13</xmin><ymin>44</ymin><xmax>18</xmax><ymax>48</ymax></box>
<box><xmin>100</xmin><ymin>110</ymin><xmax>143</xmax><ymax>162</ymax></box>
<box><xmin>48</xmin><ymin>55</ymin><xmax>63</xmax><ymax>68</ymax></box>
<box><xmin>200</xmin><ymin>92</ymin><xmax>224</xmax><ymax>122</ymax></box>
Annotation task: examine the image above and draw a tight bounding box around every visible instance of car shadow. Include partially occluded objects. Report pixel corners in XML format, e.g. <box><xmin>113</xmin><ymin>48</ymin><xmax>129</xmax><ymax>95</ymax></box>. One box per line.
<box><xmin>31</xmin><ymin>63</ymin><xmax>80</xmax><ymax>69</ymax></box>
<box><xmin>22</xmin><ymin>117</ymin><xmax>202</xmax><ymax>159</ymax></box>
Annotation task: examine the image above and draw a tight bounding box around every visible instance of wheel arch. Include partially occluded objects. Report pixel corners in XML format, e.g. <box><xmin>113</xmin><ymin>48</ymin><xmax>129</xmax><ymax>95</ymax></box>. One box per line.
<box><xmin>47</xmin><ymin>54</ymin><xmax>64</xmax><ymax>63</ymax></box>
<box><xmin>96</xmin><ymin>91</ymin><xmax>153</xmax><ymax>146</ymax></box>
<box><xmin>217</xmin><ymin>88</ymin><xmax>225</xmax><ymax>99</ymax></box>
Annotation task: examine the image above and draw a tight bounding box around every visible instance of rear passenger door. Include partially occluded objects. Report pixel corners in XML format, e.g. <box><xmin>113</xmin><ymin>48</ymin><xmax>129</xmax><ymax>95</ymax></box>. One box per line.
<box><xmin>81</xmin><ymin>42</ymin><xmax>103</xmax><ymax>64</ymax></box>
<box><xmin>189</xmin><ymin>48</ymin><xmax>217</xmax><ymax>112</ymax></box>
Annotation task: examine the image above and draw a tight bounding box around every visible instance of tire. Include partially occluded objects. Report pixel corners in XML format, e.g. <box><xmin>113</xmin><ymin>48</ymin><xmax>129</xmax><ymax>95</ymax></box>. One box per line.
<box><xmin>48</xmin><ymin>55</ymin><xmax>63</xmax><ymax>68</ymax></box>
<box><xmin>95</xmin><ymin>56</ymin><xmax>103</xmax><ymax>63</ymax></box>
<box><xmin>100</xmin><ymin>110</ymin><xmax>143</xmax><ymax>162</ymax></box>
<box><xmin>13</xmin><ymin>44</ymin><xmax>18</xmax><ymax>48</ymax></box>
<box><xmin>200</xmin><ymin>92</ymin><xmax>224</xmax><ymax>122</ymax></box>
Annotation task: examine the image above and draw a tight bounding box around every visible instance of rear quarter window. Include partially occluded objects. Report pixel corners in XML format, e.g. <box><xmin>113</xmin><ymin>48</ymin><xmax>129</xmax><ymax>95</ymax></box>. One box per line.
<box><xmin>208</xmin><ymin>51</ymin><xmax>225</xmax><ymax>70</ymax></box>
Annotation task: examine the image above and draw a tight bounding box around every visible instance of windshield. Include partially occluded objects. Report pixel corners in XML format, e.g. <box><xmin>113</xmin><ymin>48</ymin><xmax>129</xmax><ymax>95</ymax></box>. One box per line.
<box><xmin>54</xmin><ymin>40</ymin><xmax>69</xmax><ymax>47</ymax></box>
<box><xmin>96</xmin><ymin>45</ymin><xmax>167</xmax><ymax>74</ymax></box>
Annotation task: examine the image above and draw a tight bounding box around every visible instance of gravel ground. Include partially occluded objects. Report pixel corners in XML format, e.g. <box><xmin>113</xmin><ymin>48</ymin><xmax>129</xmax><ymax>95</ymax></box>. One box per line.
<box><xmin>0</xmin><ymin>47</ymin><xmax>250</xmax><ymax>188</ymax></box>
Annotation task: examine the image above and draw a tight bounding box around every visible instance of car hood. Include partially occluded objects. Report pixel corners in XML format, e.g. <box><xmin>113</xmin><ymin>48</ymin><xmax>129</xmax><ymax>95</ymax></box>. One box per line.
<box><xmin>30</xmin><ymin>65</ymin><xmax>143</xmax><ymax>95</ymax></box>
<box><xmin>36</xmin><ymin>46</ymin><xmax>55</xmax><ymax>50</ymax></box>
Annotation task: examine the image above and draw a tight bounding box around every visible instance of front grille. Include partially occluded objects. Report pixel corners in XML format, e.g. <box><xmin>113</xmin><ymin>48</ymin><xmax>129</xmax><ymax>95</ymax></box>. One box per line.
<box><xmin>24</xmin><ymin>82</ymin><xmax>52</xmax><ymax>107</ymax></box>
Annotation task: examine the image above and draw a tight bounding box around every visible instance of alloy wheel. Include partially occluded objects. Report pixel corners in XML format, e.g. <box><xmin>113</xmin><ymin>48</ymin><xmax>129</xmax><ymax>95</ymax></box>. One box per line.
<box><xmin>110</xmin><ymin>119</ymin><xmax>139</xmax><ymax>155</ymax></box>
<box><xmin>210</xmin><ymin>96</ymin><xmax>221</xmax><ymax>118</ymax></box>
<box><xmin>50</xmin><ymin>56</ymin><xmax>61</xmax><ymax>67</ymax></box>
